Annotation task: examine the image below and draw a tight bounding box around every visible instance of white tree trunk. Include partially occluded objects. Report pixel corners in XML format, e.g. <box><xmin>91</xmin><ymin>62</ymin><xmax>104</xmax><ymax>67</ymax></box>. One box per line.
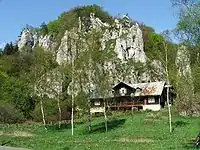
<box><xmin>167</xmin><ymin>86</ymin><xmax>172</xmax><ymax>133</ymax></box>
<box><xmin>57</xmin><ymin>97</ymin><xmax>62</xmax><ymax>128</ymax></box>
<box><xmin>71</xmin><ymin>56</ymin><xmax>74</xmax><ymax>136</ymax></box>
<box><xmin>104</xmin><ymin>101</ymin><xmax>108</xmax><ymax>132</ymax></box>
<box><xmin>71</xmin><ymin>94</ymin><xmax>74</xmax><ymax>136</ymax></box>
<box><xmin>88</xmin><ymin>98</ymin><xmax>91</xmax><ymax>132</ymax></box>
<box><xmin>40</xmin><ymin>98</ymin><xmax>47</xmax><ymax>130</ymax></box>
<box><xmin>164</xmin><ymin>41</ymin><xmax>172</xmax><ymax>133</ymax></box>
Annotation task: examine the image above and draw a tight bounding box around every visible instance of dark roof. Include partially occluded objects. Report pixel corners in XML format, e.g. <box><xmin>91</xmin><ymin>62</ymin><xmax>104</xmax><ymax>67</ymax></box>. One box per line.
<box><xmin>113</xmin><ymin>82</ymin><xmax>134</xmax><ymax>90</ymax></box>
<box><xmin>113</xmin><ymin>81</ymin><xmax>166</xmax><ymax>96</ymax></box>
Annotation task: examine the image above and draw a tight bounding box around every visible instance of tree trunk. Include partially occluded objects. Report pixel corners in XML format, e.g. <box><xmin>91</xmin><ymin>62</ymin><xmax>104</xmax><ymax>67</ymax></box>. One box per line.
<box><xmin>57</xmin><ymin>97</ymin><xmax>62</xmax><ymax>128</ymax></box>
<box><xmin>71</xmin><ymin>94</ymin><xmax>74</xmax><ymax>136</ymax></box>
<box><xmin>167</xmin><ymin>86</ymin><xmax>172</xmax><ymax>133</ymax></box>
<box><xmin>40</xmin><ymin>98</ymin><xmax>47</xmax><ymax>130</ymax></box>
<box><xmin>164</xmin><ymin>41</ymin><xmax>172</xmax><ymax>133</ymax></box>
<box><xmin>71</xmin><ymin>46</ymin><xmax>75</xmax><ymax>136</ymax></box>
<box><xmin>104</xmin><ymin>100</ymin><xmax>107</xmax><ymax>132</ymax></box>
<box><xmin>88</xmin><ymin>98</ymin><xmax>91</xmax><ymax>132</ymax></box>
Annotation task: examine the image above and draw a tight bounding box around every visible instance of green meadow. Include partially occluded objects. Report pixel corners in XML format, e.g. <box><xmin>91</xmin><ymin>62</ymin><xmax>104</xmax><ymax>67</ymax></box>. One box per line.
<box><xmin>0</xmin><ymin>110</ymin><xmax>199</xmax><ymax>150</ymax></box>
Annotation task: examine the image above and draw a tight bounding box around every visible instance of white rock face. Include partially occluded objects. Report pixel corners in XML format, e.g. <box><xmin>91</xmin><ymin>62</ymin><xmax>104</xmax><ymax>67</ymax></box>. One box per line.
<box><xmin>39</xmin><ymin>35</ymin><xmax>56</xmax><ymax>50</ymax></box>
<box><xmin>19</xmin><ymin>13</ymin><xmax>159</xmax><ymax>98</ymax></box>
<box><xmin>18</xmin><ymin>29</ymin><xmax>56</xmax><ymax>51</ymax></box>
<box><xmin>18</xmin><ymin>29</ymin><xmax>35</xmax><ymax>50</ymax></box>
<box><xmin>56</xmin><ymin>14</ymin><xmax>147</xmax><ymax>64</ymax></box>
<box><xmin>55</xmin><ymin>13</ymin><xmax>149</xmax><ymax>89</ymax></box>
<box><xmin>56</xmin><ymin>31</ymin><xmax>70</xmax><ymax>65</ymax></box>
<box><xmin>89</xmin><ymin>13</ymin><xmax>109</xmax><ymax>29</ymax></box>
<box><xmin>56</xmin><ymin>29</ymin><xmax>80</xmax><ymax>65</ymax></box>
<box><xmin>150</xmin><ymin>60</ymin><xmax>166</xmax><ymax>81</ymax></box>
<box><xmin>176</xmin><ymin>45</ymin><xmax>191</xmax><ymax>77</ymax></box>
<box><xmin>101</xmin><ymin>17</ymin><xmax>146</xmax><ymax>62</ymax></box>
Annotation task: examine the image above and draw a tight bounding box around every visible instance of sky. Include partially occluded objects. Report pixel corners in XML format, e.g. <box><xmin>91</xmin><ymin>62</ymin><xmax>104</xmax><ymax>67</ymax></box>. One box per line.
<box><xmin>0</xmin><ymin>0</ymin><xmax>178</xmax><ymax>49</ymax></box>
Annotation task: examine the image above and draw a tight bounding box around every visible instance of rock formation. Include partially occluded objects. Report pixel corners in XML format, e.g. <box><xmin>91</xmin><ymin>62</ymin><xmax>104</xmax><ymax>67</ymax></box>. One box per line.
<box><xmin>17</xmin><ymin>13</ymin><xmax>166</xmax><ymax>97</ymax></box>
<box><xmin>176</xmin><ymin>45</ymin><xmax>192</xmax><ymax>77</ymax></box>
<box><xmin>18</xmin><ymin>29</ymin><xmax>56</xmax><ymax>51</ymax></box>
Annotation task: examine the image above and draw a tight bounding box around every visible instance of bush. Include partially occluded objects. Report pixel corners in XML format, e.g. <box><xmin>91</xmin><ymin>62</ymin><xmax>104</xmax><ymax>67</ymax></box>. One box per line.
<box><xmin>0</xmin><ymin>104</ymin><xmax>25</xmax><ymax>124</ymax></box>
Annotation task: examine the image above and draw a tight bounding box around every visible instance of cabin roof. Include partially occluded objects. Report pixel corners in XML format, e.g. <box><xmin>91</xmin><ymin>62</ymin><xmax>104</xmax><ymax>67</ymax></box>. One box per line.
<box><xmin>113</xmin><ymin>81</ymin><xmax>166</xmax><ymax>96</ymax></box>
<box><xmin>132</xmin><ymin>81</ymin><xmax>165</xmax><ymax>96</ymax></box>
<box><xmin>113</xmin><ymin>82</ymin><xmax>134</xmax><ymax>90</ymax></box>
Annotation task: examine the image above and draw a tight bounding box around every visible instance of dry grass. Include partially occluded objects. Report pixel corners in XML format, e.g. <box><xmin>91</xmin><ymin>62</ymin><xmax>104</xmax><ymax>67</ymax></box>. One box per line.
<box><xmin>114</xmin><ymin>136</ymin><xmax>153</xmax><ymax>143</ymax></box>
<box><xmin>1</xmin><ymin>131</ymin><xmax>34</xmax><ymax>137</ymax></box>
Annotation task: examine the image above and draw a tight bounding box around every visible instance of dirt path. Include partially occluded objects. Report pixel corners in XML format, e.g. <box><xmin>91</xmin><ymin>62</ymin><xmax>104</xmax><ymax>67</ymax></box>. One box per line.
<box><xmin>0</xmin><ymin>146</ymin><xmax>30</xmax><ymax>150</ymax></box>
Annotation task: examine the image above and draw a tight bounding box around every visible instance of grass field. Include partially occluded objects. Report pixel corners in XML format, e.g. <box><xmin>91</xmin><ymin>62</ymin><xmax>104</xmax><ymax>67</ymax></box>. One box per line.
<box><xmin>0</xmin><ymin>110</ymin><xmax>200</xmax><ymax>150</ymax></box>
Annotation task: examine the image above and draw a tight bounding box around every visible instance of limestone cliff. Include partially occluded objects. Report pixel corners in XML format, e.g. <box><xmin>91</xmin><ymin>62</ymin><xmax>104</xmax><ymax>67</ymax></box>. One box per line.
<box><xmin>18</xmin><ymin>29</ymin><xmax>56</xmax><ymax>51</ymax></box>
<box><xmin>176</xmin><ymin>45</ymin><xmax>192</xmax><ymax>77</ymax></box>
<box><xmin>17</xmin><ymin>13</ymin><xmax>168</xmax><ymax>97</ymax></box>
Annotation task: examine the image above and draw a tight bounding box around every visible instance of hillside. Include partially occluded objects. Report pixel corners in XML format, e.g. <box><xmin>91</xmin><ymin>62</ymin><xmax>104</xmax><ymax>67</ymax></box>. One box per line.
<box><xmin>17</xmin><ymin>5</ymin><xmax>179</xmax><ymax>92</ymax></box>
<box><xmin>0</xmin><ymin>5</ymin><xmax>195</xmax><ymax>127</ymax></box>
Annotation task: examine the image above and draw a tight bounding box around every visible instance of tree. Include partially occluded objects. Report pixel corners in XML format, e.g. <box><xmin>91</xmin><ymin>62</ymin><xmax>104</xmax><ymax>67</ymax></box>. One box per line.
<box><xmin>145</xmin><ymin>30</ymin><xmax>176</xmax><ymax>132</ymax></box>
<box><xmin>40</xmin><ymin>22</ymin><xmax>49</xmax><ymax>36</ymax></box>
<box><xmin>29</xmin><ymin>46</ymin><xmax>57</xmax><ymax>129</ymax></box>
<box><xmin>3</xmin><ymin>42</ymin><xmax>18</xmax><ymax>55</ymax></box>
<box><xmin>171</xmin><ymin>0</ymin><xmax>200</xmax><ymax>116</ymax></box>
<box><xmin>83</xmin><ymin>29</ymin><xmax>116</xmax><ymax>132</ymax></box>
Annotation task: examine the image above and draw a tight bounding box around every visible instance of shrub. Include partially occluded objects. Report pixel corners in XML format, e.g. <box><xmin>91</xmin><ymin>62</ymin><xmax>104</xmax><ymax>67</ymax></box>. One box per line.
<box><xmin>0</xmin><ymin>104</ymin><xmax>25</xmax><ymax>124</ymax></box>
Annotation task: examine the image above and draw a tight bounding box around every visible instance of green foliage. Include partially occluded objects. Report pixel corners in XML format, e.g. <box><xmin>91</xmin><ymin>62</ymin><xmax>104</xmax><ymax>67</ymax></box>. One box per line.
<box><xmin>175</xmin><ymin>75</ymin><xmax>200</xmax><ymax>116</ymax></box>
<box><xmin>72</xmin><ymin>5</ymin><xmax>113</xmax><ymax>24</ymax></box>
<box><xmin>144</xmin><ymin>32</ymin><xmax>165</xmax><ymax>60</ymax></box>
<box><xmin>40</xmin><ymin>22</ymin><xmax>49</xmax><ymax>36</ymax></box>
<box><xmin>3</xmin><ymin>42</ymin><xmax>18</xmax><ymax>55</ymax></box>
<box><xmin>0</xmin><ymin>104</ymin><xmax>25</xmax><ymax>124</ymax></box>
<box><xmin>175</xmin><ymin>1</ymin><xmax>200</xmax><ymax>45</ymax></box>
<box><xmin>1</xmin><ymin>77</ymin><xmax>35</xmax><ymax>119</ymax></box>
<box><xmin>0</xmin><ymin>54</ymin><xmax>22</xmax><ymax>77</ymax></box>
<box><xmin>47</xmin><ymin>20</ymin><xmax>60</xmax><ymax>36</ymax></box>
<box><xmin>172</xmin><ymin>0</ymin><xmax>200</xmax><ymax>113</ymax></box>
<box><xmin>47</xmin><ymin>5</ymin><xmax>113</xmax><ymax>44</ymax></box>
<box><xmin>192</xmin><ymin>64</ymin><xmax>200</xmax><ymax>93</ymax></box>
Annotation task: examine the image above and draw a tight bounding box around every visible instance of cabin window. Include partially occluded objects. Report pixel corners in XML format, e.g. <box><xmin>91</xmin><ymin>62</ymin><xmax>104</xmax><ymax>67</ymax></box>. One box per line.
<box><xmin>119</xmin><ymin>87</ymin><xmax>127</xmax><ymax>96</ymax></box>
<box><xmin>135</xmin><ymin>88</ymin><xmax>141</xmax><ymax>96</ymax></box>
<box><xmin>94</xmin><ymin>101</ymin><xmax>101</xmax><ymax>106</ymax></box>
<box><xmin>148</xmin><ymin>97</ymin><xmax>155</xmax><ymax>104</ymax></box>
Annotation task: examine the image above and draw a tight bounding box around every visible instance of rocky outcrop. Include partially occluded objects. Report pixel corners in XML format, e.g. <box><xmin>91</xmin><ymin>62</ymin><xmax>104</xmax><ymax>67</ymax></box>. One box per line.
<box><xmin>56</xmin><ymin>29</ymin><xmax>80</xmax><ymax>65</ymax></box>
<box><xmin>56</xmin><ymin>14</ymin><xmax>146</xmax><ymax>63</ymax></box>
<box><xmin>102</xmin><ymin>18</ymin><xmax>146</xmax><ymax>62</ymax></box>
<box><xmin>39</xmin><ymin>35</ymin><xmax>56</xmax><ymax>50</ymax></box>
<box><xmin>18</xmin><ymin>13</ymin><xmax>164</xmax><ymax>98</ymax></box>
<box><xmin>18</xmin><ymin>29</ymin><xmax>35</xmax><ymax>50</ymax></box>
<box><xmin>89</xmin><ymin>13</ymin><xmax>109</xmax><ymax>29</ymax></box>
<box><xmin>18</xmin><ymin>29</ymin><xmax>56</xmax><ymax>51</ymax></box>
<box><xmin>55</xmin><ymin>14</ymin><xmax>148</xmax><ymax>88</ymax></box>
<box><xmin>176</xmin><ymin>45</ymin><xmax>191</xmax><ymax>77</ymax></box>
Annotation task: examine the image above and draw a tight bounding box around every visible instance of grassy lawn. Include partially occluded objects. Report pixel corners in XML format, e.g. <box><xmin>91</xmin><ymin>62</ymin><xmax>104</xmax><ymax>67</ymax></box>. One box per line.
<box><xmin>0</xmin><ymin>110</ymin><xmax>200</xmax><ymax>150</ymax></box>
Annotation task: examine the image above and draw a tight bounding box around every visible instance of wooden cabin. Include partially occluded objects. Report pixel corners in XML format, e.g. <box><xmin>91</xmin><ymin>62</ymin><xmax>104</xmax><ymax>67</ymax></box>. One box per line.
<box><xmin>90</xmin><ymin>81</ymin><xmax>172</xmax><ymax>113</ymax></box>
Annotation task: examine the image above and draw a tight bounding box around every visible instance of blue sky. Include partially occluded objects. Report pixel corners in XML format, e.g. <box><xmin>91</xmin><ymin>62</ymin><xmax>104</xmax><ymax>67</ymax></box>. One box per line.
<box><xmin>0</xmin><ymin>0</ymin><xmax>177</xmax><ymax>48</ymax></box>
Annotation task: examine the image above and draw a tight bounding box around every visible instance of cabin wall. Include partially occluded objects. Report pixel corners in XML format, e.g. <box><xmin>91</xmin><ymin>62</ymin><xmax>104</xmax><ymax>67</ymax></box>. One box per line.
<box><xmin>147</xmin><ymin>96</ymin><xmax>159</xmax><ymax>105</ymax></box>
<box><xmin>90</xmin><ymin>107</ymin><xmax>105</xmax><ymax>113</ymax></box>
<box><xmin>91</xmin><ymin>98</ymin><xmax>104</xmax><ymax>107</ymax></box>
<box><xmin>143</xmin><ymin>104</ymin><xmax>161</xmax><ymax>111</ymax></box>
<box><xmin>160</xmin><ymin>94</ymin><xmax>165</xmax><ymax>108</ymax></box>
<box><xmin>113</xmin><ymin>83</ymin><xmax>135</xmax><ymax>97</ymax></box>
<box><xmin>143</xmin><ymin>96</ymin><xmax>161</xmax><ymax>111</ymax></box>
<box><xmin>114</xmin><ymin>88</ymin><xmax>133</xmax><ymax>97</ymax></box>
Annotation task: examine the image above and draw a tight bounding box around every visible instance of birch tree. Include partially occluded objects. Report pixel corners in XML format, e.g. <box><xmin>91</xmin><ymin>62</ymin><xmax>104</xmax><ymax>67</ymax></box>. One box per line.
<box><xmin>31</xmin><ymin>46</ymin><xmax>57</xmax><ymax>130</ymax></box>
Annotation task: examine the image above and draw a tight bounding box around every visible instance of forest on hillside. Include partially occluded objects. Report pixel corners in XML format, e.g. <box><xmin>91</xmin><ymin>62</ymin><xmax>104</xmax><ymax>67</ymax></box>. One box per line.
<box><xmin>0</xmin><ymin>0</ymin><xmax>200</xmax><ymax>126</ymax></box>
